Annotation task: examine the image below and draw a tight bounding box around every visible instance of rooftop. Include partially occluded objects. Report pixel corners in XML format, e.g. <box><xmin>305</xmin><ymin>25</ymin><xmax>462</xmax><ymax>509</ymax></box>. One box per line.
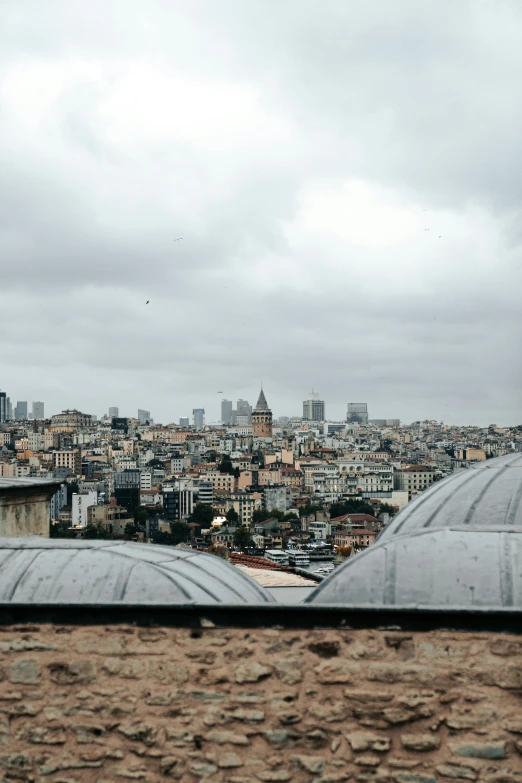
<box><xmin>0</xmin><ymin>539</ymin><xmax>274</xmax><ymax>605</ymax></box>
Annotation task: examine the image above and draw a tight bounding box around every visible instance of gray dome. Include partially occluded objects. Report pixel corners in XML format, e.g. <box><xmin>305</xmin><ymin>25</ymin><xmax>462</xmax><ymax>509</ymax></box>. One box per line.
<box><xmin>0</xmin><ymin>539</ymin><xmax>274</xmax><ymax>605</ymax></box>
<box><xmin>379</xmin><ymin>452</ymin><xmax>522</xmax><ymax>542</ymax></box>
<box><xmin>308</xmin><ymin>453</ymin><xmax>522</xmax><ymax>610</ymax></box>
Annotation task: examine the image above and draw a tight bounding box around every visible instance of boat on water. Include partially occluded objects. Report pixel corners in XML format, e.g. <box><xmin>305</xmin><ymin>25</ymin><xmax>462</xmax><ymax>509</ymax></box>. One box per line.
<box><xmin>308</xmin><ymin>547</ymin><xmax>334</xmax><ymax>561</ymax></box>
<box><xmin>264</xmin><ymin>549</ymin><xmax>290</xmax><ymax>566</ymax></box>
<box><xmin>287</xmin><ymin>550</ymin><xmax>310</xmax><ymax>567</ymax></box>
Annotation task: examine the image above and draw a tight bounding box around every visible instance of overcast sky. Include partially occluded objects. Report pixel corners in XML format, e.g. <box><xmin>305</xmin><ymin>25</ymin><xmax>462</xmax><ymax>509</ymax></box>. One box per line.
<box><xmin>1</xmin><ymin>1</ymin><xmax>521</xmax><ymax>426</ymax></box>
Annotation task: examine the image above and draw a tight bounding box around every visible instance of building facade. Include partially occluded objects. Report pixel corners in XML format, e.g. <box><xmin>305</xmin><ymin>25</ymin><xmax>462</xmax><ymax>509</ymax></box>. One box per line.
<box><xmin>109</xmin><ymin>407</ymin><xmax>119</xmax><ymax>418</ymax></box>
<box><xmin>138</xmin><ymin>409</ymin><xmax>151</xmax><ymax>424</ymax></box>
<box><xmin>221</xmin><ymin>399</ymin><xmax>233</xmax><ymax>425</ymax></box>
<box><xmin>252</xmin><ymin>389</ymin><xmax>273</xmax><ymax>438</ymax></box>
<box><xmin>15</xmin><ymin>401</ymin><xmax>28</xmax><ymax>420</ymax></box>
<box><xmin>53</xmin><ymin>450</ymin><xmax>81</xmax><ymax>475</ymax></box>
<box><xmin>0</xmin><ymin>392</ymin><xmax>6</xmax><ymax>423</ymax></box>
<box><xmin>32</xmin><ymin>401</ymin><xmax>45</xmax><ymax>419</ymax></box>
<box><xmin>51</xmin><ymin>410</ymin><xmax>92</xmax><ymax>432</ymax></box>
<box><xmin>303</xmin><ymin>392</ymin><xmax>325</xmax><ymax>421</ymax></box>
<box><xmin>346</xmin><ymin>402</ymin><xmax>368</xmax><ymax>425</ymax></box>
<box><xmin>193</xmin><ymin>409</ymin><xmax>205</xmax><ymax>428</ymax></box>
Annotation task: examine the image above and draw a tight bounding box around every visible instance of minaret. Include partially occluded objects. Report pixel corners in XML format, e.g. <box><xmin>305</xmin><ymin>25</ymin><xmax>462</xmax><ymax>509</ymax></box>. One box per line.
<box><xmin>252</xmin><ymin>388</ymin><xmax>273</xmax><ymax>438</ymax></box>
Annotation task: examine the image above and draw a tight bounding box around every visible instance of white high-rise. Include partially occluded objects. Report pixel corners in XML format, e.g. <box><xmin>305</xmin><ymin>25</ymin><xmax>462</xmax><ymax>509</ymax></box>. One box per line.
<box><xmin>303</xmin><ymin>392</ymin><xmax>325</xmax><ymax>421</ymax></box>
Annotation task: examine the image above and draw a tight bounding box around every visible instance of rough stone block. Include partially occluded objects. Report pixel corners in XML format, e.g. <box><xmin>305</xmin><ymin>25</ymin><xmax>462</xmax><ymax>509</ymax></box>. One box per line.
<box><xmin>48</xmin><ymin>660</ymin><xmax>96</xmax><ymax>685</ymax></box>
<box><xmin>118</xmin><ymin>722</ymin><xmax>158</xmax><ymax>746</ymax></box>
<box><xmin>218</xmin><ymin>752</ymin><xmax>243</xmax><ymax>768</ymax></box>
<box><xmin>354</xmin><ymin>755</ymin><xmax>382</xmax><ymax>767</ymax></box>
<box><xmin>368</xmin><ymin>664</ymin><xmax>434</xmax><ymax>685</ymax></box>
<box><xmin>10</xmin><ymin>658</ymin><xmax>39</xmax><ymax>684</ymax></box>
<box><xmin>19</xmin><ymin>725</ymin><xmax>66</xmax><ymax>745</ymax></box>
<box><xmin>450</xmin><ymin>741</ymin><xmax>505</xmax><ymax>759</ymax></box>
<box><xmin>190</xmin><ymin>761</ymin><xmax>219</xmax><ymax>776</ymax></box>
<box><xmin>275</xmin><ymin>659</ymin><xmax>303</xmax><ymax>685</ymax></box>
<box><xmin>435</xmin><ymin>766</ymin><xmax>477</xmax><ymax>780</ymax></box>
<box><xmin>236</xmin><ymin>663</ymin><xmax>272</xmax><ymax>683</ymax></box>
<box><xmin>205</xmin><ymin>730</ymin><xmax>250</xmax><ymax>745</ymax></box>
<box><xmin>315</xmin><ymin>660</ymin><xmax>360</xmax><ymax>683</ymax></box>
<box><xmin>348</xmin><ymin>733</ymin><xmax>391</xmax><ymax>752</ymax></box>
<box><xmin>161</xmin><ymin>756</ymin><xmax>186</xmax><ymax>778</ymax></box>
<box><xmin>290</xmin><ymin>755</ymin><xmax>326</xmax><ymax>773</ymax></box>
<box><xmin>393</xmin><ymin>775</ymin><xmax>437</xmax><ymax>783</ymax></box>
<box><xmin>400</xmin><ymin>734</ymin><xmax>440</xmax><ymax>751</ymax></box>
<box><xmin>255</xmin><ymin>771</ymin><xmax>293</xmax><ymax>782</ymax></box>
<box><xmin>148</xmin><ymin>660</ymin><xmax>188</xmax><ymax>683</ymax></box>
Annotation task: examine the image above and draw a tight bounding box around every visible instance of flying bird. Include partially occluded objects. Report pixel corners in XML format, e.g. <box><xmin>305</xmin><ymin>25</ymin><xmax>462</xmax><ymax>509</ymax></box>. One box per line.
<box><xmin>174</xmin><ymin>238</ymin><xmax>183</xmax><ymax>242</ymax></box>
<box><xmin>146</xmin><ymin>301</ymin><xmax>149</xmax><ymax>304</ymax></box>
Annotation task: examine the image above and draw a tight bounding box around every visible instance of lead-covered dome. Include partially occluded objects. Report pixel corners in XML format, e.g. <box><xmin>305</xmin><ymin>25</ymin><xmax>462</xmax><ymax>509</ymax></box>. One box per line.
<box><xmin>0</xmin><ymin>539</ymin><xmax>274</xmax><ymax>605</ymax></box>
<box><xmin>308</xmin><ymin>453</ymin><xmax>522</xmax><ymax>609</ymax></box>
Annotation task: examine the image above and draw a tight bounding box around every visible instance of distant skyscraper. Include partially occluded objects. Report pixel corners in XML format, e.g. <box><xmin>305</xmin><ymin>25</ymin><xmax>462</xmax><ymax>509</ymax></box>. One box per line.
<box><xmin>5</xmin><ymin>398</ymin><xmax>12</xmax><ymax>421</ymax></box>
<box><xmin>0</xmin><ymin>392</ymin><xmax>6</xmax><ymax>423</ymax></box>
<box><xmin>193</xmin><ymin>409</ymin><xmax>205</xmax><ymax>428</ymax></box>
<box><xmin>138</xmin><ymin>409</ymin><xmax>151</xmax><ymax>424</ymax></box>
<box><xmin>346</xmin><ymin>402</ymin><xmax>368</xmax><ymax>425</ymax></box>
<box><xmin>179</xmin><ymin>417</ymin><xmax>190</xmax><ymax>427</ymax></box>
<box><xmin>15</xmin><ymin>401</ymin><xmax>28</xmax><ymax>420</ymax></box>
<box><xmin>221</xmin><ymin>399</ymin><xmax>233</xmax><ymax>424</ymax></box>
<box><xmin>109</xmin><ymin>407</ymin><xmax>119</xmax><ymax>418</ymax></box>
<box><xmin>32</xmin><ymin>401</ymin><xmax>44</xmax><ymax>419</ymax></box>
<box><xmin>303</xmin><ymin>391</ymin><xmax>325</xmax><ymax>421</ymax></box>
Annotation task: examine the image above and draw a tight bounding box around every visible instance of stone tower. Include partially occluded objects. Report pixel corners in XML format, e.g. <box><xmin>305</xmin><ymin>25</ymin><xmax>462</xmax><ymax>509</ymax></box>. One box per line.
<box><xmin>252</xmin><ymin>388</ymin><xmax>273</xmax><ymax>438</ymax></box>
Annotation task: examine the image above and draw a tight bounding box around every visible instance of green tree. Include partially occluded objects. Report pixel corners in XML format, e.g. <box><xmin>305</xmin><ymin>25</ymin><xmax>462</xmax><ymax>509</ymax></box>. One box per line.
<box><xmin>219</xmin><ymin>455</ymin><xmax>234</xmax><ymax>474</ymax></box>
<box><xmin>146</xmin><ymin>458</ymin><xmax>164</xmax><ymax>467</ymax></box>
<box><xmin>189</xmin><ymin>503</ymin><xmax>215</xmax><ymax>527</ymax></box>
<box><xmin>134</xmin><ymin>505</ymin><xmax>149</xmax><ymax>525</ymax></box>
<box><xmin>378</xmin><ymin>502</ymin><xmax>396</xmax><ymax>516</ymax></box>
<box><xmin>50</xmin><ymin>520</ymin><xmax>76</xmax><ymax>539</ymax></box>
<box><xmin>170</xmin><ymin>521</ymin><xmax>191</xmax><ymax>545</ymax></box>
<box><xmin>252</xmin><ymin>508</ymin><xmax>270</xmax><ymax>524</ymax></box>
<box><xmin>83</xmin><ymin>523</ymin><xmax>111</xmax><ymax>540</ymax></box>
<box><xmin>66</xmin><ymin>480</ymin><xmax>79</xmax><ymax>506</ymax></box>
<box><xmin>329</xmin><ymin>499</ymin><xmax>375</xmax><ymax>518</ymax></box>
<box><xmin>226</xmin><ymin>508</ymin><xmax>239</xmax><ymax>524</ymax></box>
<box><xmin>233</xmin><ymin>466</ymin><xmax>241</xmax><ymax>478</ymax></box>
<box><xmin>233</xmin><ymin>526</ymin><xmax>251</xmax><ymax>551</ymax></box>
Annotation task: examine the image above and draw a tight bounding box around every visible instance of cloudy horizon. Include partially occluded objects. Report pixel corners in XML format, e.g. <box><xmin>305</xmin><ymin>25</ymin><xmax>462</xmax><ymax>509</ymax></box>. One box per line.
<box><xmin>1</xmin><ymin>0</ymin><xmax>521</xmax><ymax>426</ymax></box>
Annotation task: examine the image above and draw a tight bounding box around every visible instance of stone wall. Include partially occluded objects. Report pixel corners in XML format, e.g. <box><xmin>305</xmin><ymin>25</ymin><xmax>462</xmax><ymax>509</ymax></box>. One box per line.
<box><xmin>0</xmin><ymin>625</ymin><xmax>521</xmax><ymax>781</ymax></box>
<box><xmin>0</xmin><ymin>488</ymin><xmax>53</xmax><ymax>537</ymax></box>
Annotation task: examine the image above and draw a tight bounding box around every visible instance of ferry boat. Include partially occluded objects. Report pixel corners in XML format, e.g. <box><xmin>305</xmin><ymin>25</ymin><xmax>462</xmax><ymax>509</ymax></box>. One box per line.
<box><xmin>287</xmin><ymin>550</ymin><xmax>310</xmax><ymax>567</ymax></box>
<box><xmin>264</xmin><ymin>549</ymin><xmax>290</xmax><ymax>566</ymax></box>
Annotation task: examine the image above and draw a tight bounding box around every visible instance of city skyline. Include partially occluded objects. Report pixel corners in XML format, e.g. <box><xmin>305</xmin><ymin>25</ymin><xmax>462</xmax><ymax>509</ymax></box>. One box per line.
<box><xmin>0</xmin><ymin>2</ymin><xmax>521</xmax><ymax>429</ymax></box>
<box><xmin>0</xmin><ymin>385</ymin><xmax>518</xmax><ymax>428</ymax></box>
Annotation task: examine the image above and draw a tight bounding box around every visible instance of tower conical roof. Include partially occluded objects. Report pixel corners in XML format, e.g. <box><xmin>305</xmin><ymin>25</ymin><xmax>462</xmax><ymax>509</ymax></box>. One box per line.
<box><xmin>254</xmin><ymin>388</ymin><xmax>270</xmax><ymax>411</ymax></box>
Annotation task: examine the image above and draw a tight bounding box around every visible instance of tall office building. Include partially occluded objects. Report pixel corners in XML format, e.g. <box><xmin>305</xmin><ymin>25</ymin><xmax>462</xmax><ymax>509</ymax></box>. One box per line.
<box><xmin>114</xmin><ymin>469</ymin><xmax>141</xmax><ymax>513</ymax></box>
<box><xmin>138</xmin><ymin>409</ymin><xmax>151</xmax><ymax>424</ymax></box>
<box><xmin>193</xmin><ymin>409</ymin><xmax>205</xmax><ymax>428</ymax></box>
<box><xmin>109</xmin><ymin>407</ymin><xmax>119</xmax><ymax>418</ymax></box>
<box><xmin>5</xmin><ymin>398</ymin><xmax>12</xmax><ymax>421</ymax></box>
<box><xmin>303</xmin><ymin>391</ymin><xmax>325</xmax><ymax>421</ymax></box>
<box><xmin>0</xmin><ymin>392</ymin><xmax>6</xmax><ymax>423</ymax></box>
<box><xmin>221</xmin><ymin>399</ymin><xmax>233</xmax><ymax>424</ymax></box>
<box><xmin>179</xmin><ymin>417</ymin><xmax>190</xmax><ymax>427</ymax></box>
<box><xmin>346</xmin><ymin>402</ymin><xmax>369</xmax><ymax>425</ymax></box>
<box><xmin>15</xmin><ymin>401</ymin><xmax>28</xmax><ymax>420</ymax></box>
<box><xmin>32</xmin><ymin>401</ymin><xmax>45</xmax><ymax>419</ymax></box>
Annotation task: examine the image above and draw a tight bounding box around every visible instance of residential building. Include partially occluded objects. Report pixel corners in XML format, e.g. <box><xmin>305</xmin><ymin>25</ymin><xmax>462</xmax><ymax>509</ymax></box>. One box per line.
<box><xmin>51</xmin><ymin>410</ymin><xmax>92</xmax><ymax>432</ymax></box>
<box><xmin>370</xmin><ymin>419</ymin><xmax>401</xmax><ymax>426</ymax></box>
<box><xmin>394</xmin><ymin>465</ymin><xmax>435</xmax><ymax>500</ymax></box>
<box><xmin>252</xmin><ymin>389</ymin><xmax>273</xmax><ymax>438</ymax></box>
<box><xmin>15</xmin><ymin>401</ymin><xmax>28</xmax><ymax>420</ymax></box>
<box><xmin>138</xmin><ymin>409</ymin><xmax>151</xmax><ymax>424</ymax></box>
<box><xmin>50</xmin><ymin>484</ymin><xmax>68</xmax><ymax>521</ymax></box>
<box><xmin>32</xmin><ymin>401</ymin><xmax>45</xmax><ymax>419</ymax></box>
<box><xmin>72</xmin><ymin>491</ymin><xmax>98</xmax><ymax>527</ymax></box>
<box><xmin>195</xmin><ymin>480</ymin><xmax>213</xmax><ymax>505</ymax></box>
<box><xmin>303</xmin><ymin>392</ymin><xmax>325</xmax><ymax>421</ymax></box>
<box><xmin>263</xmin><ymin>485</ymin><xmax>288</xmax><ymax>513</ymax></box>
<box><xmin>347</xmin><ymin>402</ymin><xmax>368</xmax><ymax>425</ymax></box>
<box><xmin>226</xmin><ymin>492</ymin><xmax>259</xmax><ymax>526</ymax></box>
<box><xmin>193</xmin><ymin>409</ymin><xmax>205</xmax><ymax>428</ymax></box>
<box><xmin>109</xmin><ymin>407</ymin><xmax>119</xmax><ymax>418</ymax></box>
<box><xmin>221</xmin><ymin>399</ymin><xmax>233</xmax><ymax>425</ymax></box>
<box><xmin>113</xmin><ymin>469</ymin><xmax>141</xmax><ymax>513</ymax></box>
<box><xmin>163</xmin><ymin>484</ymin><xmax>196</xmax><ymax>521</ymax></box>
<box><xmin>53</xmin><ymin>450</ymin><xmax>81</xmax><ymax>475</ymax></box>
<box><xmin>140</xmin><ymin>471</ymin><xmax>152</xmax><ymax>491</ymax></box>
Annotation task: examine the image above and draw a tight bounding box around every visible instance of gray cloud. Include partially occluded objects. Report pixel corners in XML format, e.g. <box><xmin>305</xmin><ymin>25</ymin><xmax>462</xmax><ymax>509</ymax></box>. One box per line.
<box><xmin>0</xmin><ymin>0</ymin><xmax>521</xmax><ymax>426</ymax></box>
